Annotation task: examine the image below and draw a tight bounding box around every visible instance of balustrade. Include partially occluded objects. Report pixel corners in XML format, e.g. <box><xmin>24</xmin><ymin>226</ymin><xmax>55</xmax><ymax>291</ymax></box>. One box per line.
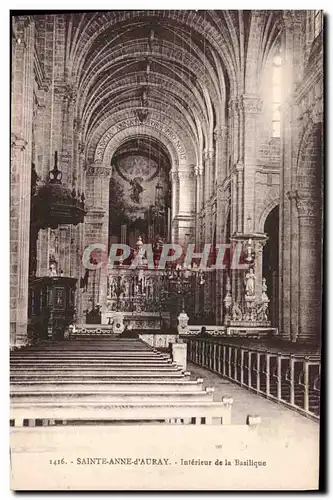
<box><xmin>185</xmin><ymin>337</ymin><xmax>320</xmax><ymax>420</ymax></box>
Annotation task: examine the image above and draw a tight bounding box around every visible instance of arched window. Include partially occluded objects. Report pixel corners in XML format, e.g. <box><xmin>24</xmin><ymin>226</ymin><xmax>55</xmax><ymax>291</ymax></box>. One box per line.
<box><xmin>272</xmin><ymin>53</ymin><xmax>282</xmax><ymax>138</ymax></box>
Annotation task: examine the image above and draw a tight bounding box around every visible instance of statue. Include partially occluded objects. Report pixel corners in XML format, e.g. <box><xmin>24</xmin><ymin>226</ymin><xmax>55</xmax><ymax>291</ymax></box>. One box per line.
<box><xmin>245</xmin><ymin>267</ymin><xmax>256</xmax><ymax>296</ymax></box>
<box><xmin>123</xmin><ymin>278</ymin><xmax>130</xmax><ymax>297</ymax></box>
<box><xmin>223</xmin><ymin>275</ymin><xmax>232</xmax><ymax>322</ymax></box>
<box><xmin>232</xmin><ymin>302</ymin><xmax>243</xmax><ymax>321</ymax></box>
<box><xmin>245</xmin><ymin>238</ymin><xmax>254</xmax><ymax>264</ymax></box>
<box><xmin>136</xmin><ymin>237</ymin><xmax>145</xmax><ymax>266</ymax></box>
<box><xmin>256</xmin><ymin>302</ymin><xmax>269</xmax><ymax>322</ymax></box>
<box><xmin>262</xmin><ymin>277</ymin><xmax>269</xmax><ymax>301</ymax></box>
<box><xmin>109</xmin><ymin>278</ymin><xmax>116</xmax><ymax>298</ymax></box>
<box><xmin>130</xmin><ymin>176</ymin><xmax>144</xmax><ymax>204</ymax></box>
<box><xmin>49</xmin><ymin>263</ymin><xmax>57</xmax><ymax>277</ymax></box>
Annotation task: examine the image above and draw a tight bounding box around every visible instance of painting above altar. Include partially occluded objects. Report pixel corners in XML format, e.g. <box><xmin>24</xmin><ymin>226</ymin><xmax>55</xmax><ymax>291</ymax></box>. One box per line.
<box><xmin>109</xmin><ymin>153</ymin><xmax>171</xmax><ymax>247</ymax></box>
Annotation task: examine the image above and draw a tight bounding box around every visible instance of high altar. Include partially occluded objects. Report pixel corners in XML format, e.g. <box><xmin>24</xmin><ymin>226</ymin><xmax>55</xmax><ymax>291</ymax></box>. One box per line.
<box><xmin>102</xmin><ymin>264</ymin><xmax>171</xmax><ymax>331</ymax></box>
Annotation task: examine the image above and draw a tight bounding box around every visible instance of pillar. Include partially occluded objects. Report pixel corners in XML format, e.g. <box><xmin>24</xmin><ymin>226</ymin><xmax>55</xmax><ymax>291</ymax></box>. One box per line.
<box><xmin>280</xmin><ymin>13</ymin><xmax>303</xmax><ymax>338</ymax></box>
<box><xmin>287</xmin><ymin>190</ymin><xmax>299</xmax><ymax>341</ymax></box>
<box><xmin>296</xmin><ymin>191</ymin><xmax>321</xmax><ymax>342</ymax></box>
<box><xmin>11</xmin><ymin>17</ymin><xmax>35</xmax><ymax>347</ymax></box>
<box><xmin>81</xmin><ymin>164</ymin><xmax>111</xmax><ymax>320</ymax></box>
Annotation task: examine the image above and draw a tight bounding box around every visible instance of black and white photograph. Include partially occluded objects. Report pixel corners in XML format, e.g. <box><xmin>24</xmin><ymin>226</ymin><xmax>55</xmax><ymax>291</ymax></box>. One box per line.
<box><xmin>9</xmin><ymin>9</ymin><xmax>323</xmax><ymax>491</ymax></box>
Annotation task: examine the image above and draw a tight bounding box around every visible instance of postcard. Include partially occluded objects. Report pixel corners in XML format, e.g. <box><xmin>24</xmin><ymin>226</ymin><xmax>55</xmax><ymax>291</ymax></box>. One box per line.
<box><xmin>10</xmin><ymin>9</ymin><xmax>323</xmax><ymax>491</ymax></box>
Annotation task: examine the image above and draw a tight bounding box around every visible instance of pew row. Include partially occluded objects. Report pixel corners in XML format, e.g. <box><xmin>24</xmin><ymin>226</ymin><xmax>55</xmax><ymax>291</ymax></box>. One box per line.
<box><xmin>10</xmin><ymin>378</ymin><xmax>205</xmax><ymax>393</ymax></box>
<box><xmin>10</xmin><ymin>388</ymin><xmax>215</xmax><ymax>403</ymax></box>
<box><xmin>11</xmin><ymin>397</ymin><xmax>234</xmax><ymax>427</ymax></box>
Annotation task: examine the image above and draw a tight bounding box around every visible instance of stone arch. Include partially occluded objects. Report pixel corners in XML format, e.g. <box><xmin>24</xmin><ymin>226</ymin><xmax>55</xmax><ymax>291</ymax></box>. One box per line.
<box><xmin>262</xmin><ymin>204</ymin><xmax>280</xmax><ymax>327</ymax></box>
<box><xmin>258</xmin><ymin>197</ymin><xmax>280</xmax><ymax>234</ymax></box>
<box><xmin>95</xmin><ymin>123</ymin><xmax>195</xmax><ymax>170</ymax></box>
<box><xmin>297</xmin><ymin>121</ymin><xmax>323</xmax><ymax>199</ymax></box>
<box><xmin>85</xmin><ymin>109</ymin><xmax>199</xmax><ymax>164</ymax></box>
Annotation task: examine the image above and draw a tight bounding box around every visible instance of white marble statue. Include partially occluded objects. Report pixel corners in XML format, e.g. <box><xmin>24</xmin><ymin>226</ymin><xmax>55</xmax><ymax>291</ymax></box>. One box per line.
<box><xmin>49</xmin><ymin>263</ymin><xmax>57</xmax><ymax>277</ymax></box>
<box><xmin>245</xmin><ymin>267</ymin><xmax>256</xmax><ymax>296</ymax></box>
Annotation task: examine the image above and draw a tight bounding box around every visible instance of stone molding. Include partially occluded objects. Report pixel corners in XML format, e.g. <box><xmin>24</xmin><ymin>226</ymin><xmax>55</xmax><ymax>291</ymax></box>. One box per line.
<box><xmin>94</xmin><ymin>116</ymin><xmax>187</xmax><ymax>163</ymax></box>
<box><xmin>54</xmin><ymin>83</ymin><xmax>77</xmax><ymax>102</ymax></box>
<box><xmin>86</xmin><ymin>165</ymin><xmax>112</xmax><ymax>177</ymax></box>
<box><xmin>11</xmin><ymin>134</ymin><xmax>27</xmax><ymax>151</ymax></box>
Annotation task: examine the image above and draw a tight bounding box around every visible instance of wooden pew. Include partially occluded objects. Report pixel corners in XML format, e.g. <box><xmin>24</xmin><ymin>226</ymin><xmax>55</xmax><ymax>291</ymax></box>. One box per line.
<box><xmin>10</xmin><ymin>378</ymin><xmax>206</xmax><ymax>393</ymax></box>
<box><xmin>10</xmin><ymin>397</ymin><xmax>234</xmax><ymax>427</ymax></box>
<box><xmin>10</xmin><ymin>387</ymin><xmax>215</xmax><ymax>404</ymax></box>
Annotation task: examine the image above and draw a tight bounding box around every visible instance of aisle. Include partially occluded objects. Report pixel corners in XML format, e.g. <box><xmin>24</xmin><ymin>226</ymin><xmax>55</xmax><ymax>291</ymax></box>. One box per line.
<box><xmin>188</xmin><ymin>362</ymin><xmax>319</xmax><ymax>441</ymax></box>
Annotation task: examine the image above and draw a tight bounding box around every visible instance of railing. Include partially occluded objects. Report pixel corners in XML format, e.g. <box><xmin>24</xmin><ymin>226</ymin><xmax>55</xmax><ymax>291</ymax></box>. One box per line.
<box><xmin>184</xmin><ymin>337</ymin><xmax>320</xmax><ymax>421</ymax></box>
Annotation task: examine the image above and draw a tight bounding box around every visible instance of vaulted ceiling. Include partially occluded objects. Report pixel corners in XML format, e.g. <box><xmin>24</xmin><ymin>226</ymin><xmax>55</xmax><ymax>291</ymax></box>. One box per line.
<box><xmin>62</xmin><ymin>11</ymin><xmax>281</xmax><ymax>165</ymax></box>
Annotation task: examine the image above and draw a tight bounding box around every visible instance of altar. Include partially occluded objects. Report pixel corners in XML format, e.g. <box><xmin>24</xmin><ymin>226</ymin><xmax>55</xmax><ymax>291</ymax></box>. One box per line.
<box><xmin>101</xmin><ymin>264</ymin><xmax>171</xmax><ymax>332</ymax></box>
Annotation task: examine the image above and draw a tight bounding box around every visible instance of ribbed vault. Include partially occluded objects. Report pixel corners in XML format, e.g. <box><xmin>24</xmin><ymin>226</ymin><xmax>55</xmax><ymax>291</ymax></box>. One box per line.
<box><xmin>62</xmin><ymin>10</ymin><xmax>282</xmax><ymax>171</ymax></box>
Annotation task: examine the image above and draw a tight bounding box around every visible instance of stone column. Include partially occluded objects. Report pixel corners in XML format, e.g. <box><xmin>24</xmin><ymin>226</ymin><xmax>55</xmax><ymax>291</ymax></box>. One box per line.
<box><xmin>253</xmin><ymin>238</ymin><xmax>267</xmax><ymax>303</ymax></box>
<box><xmin>194</xmin><ymin>165</ymin><xmax>202</xmax><ymax>249</ymax></box>
<box><xmin>215</xmin><ymin>186</ymin><xmax>227</xmax><ymax>325</ymax></box>
<box><xmin>296</xmin><ymin>191</ymin><xmax>321</xmax><ymax>342</ymax></box>
<box><xmin>10</xmin><ymin>17</ymin><xmax>35</xmax><ymax>348</ymax></box>
<box><xmin>204</xmin><ymin>149</ymin><xmax>214</xmax><ymax>202</ymax></box>
<box><xmin>280</xmin><ymin>13</ymin><xmax>303</xmax><ymax>338</ymax></box>
<box><xmin>175</xmin><ymin>170</ymin><xmax>196</xmax><ymax>245</ymax></box>
<box><xmin>61</xmin><ymin>85</ymin><xmax>77</xmax><ymax>190</ymax></box>
<box><xmin>82</xmin><ymin>165</ymin><xmax>111</xmax><ymax>320</ymax></box>
<box><xmin>287</xmin><ymin>190</ymin><xmax>299</xmax><ymax>341</ymax></box>
<box><xmin>214</xmin><ymin>125</ymin><xmax>229</xmax><ymax>321</ymax></box>
<box><xmin>228</xmin><ymin>98</ymin><xmax>239</xmax><ymax>167</ymax></box>
<box><xmin>214</xmin><ymin>126</ymin><xmax>228</xmax><ymax>186</ymax></box>
<box><xmin>239</xmin><ymin>94</ymin><xmax>263</xmax><ymax>233</ymax></box>
<box><xmin>170</xmin><ymin>170</ymin><xmax>179</xmax><ymax>243</ymax></box>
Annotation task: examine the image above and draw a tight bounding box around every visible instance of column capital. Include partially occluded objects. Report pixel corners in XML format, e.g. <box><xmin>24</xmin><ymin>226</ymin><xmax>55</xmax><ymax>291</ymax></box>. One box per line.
<box><xmin>283</xmin><ymin>10</ymin><xmax>306</xmax><ymax>29</ymax></box>
<box><xmin>74</xmin><ymin>118</ymin><xmax>81</xmax><ymax>133</ymax></box>
<box><xmin>238</xmin><ymin>94</ymin><xmax>263</xmax><ymax>114</ymax></box>
<box><xmin>228</xmin><ymin>98</ymin><xmax>238</xmax><ymax>115</ymax></box>
<box><xmin>287</xmin><ymin>189</ymin><xmax>298</xmax><ymax>201</ymax></box>
<box><xmin>194</xmin><ymin>164</ymin><xmax>203</xmax><ymax>177</ymax></box>
<box><xmin>11</xmin><ymin>134</ymin><xmax>27</xmax><ymax>151</ymax></box>
<box><xmin>170</xmin><ymin>169</ymin><xmax>179</xmax><ymax>182</ymax></box>
<box><xmin>178</xmin><ymin>170</ymin><xmax>191</xmax><ymax>181</ymax></box>
<box><xmin>296</xmin><ymin>190</ymin><xmax>320</xmax><ymax>218</ymax></box>
<box><xmin>214</xmin><ymin>126</ymin><xmax>228</xmax><ymax>142</ymax></box>
<box><xmin>54</xmin><ymin>83</ymin><xmax>77</xmax><ymax>103</ymax></box>
<box><xmin>204</xmin><ymin>149</ymin><xmax>214</xmax><ymax>162</ymax></box>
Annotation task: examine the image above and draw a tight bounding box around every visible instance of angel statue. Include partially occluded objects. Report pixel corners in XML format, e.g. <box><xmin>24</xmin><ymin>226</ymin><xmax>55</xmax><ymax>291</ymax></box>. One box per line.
<box><xmin>130</xmin><ymin>177</ymin><xmax>144</xmax><ymax>204</ymax></box>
